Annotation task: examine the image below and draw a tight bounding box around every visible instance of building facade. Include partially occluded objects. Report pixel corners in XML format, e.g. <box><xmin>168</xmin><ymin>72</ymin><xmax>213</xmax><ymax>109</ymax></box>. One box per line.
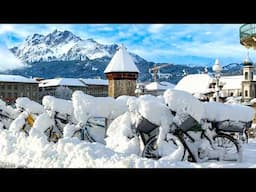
<box><xmin>0</xmin><ymin>75</ymin><xmax>39</xmax><ymax>104</ymax></box>
<box><xmin>81</xmin><ymin>79</ymin><xmax>108</xmax><ymax>97</ymax></box>
<box><xmin>39</xmin><ymin>78</ymin><xmax>108</xmax><ymax>100</ymax></box>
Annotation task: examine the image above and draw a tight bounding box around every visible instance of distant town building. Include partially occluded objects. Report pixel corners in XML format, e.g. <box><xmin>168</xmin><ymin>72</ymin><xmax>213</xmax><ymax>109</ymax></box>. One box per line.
<box><xmin>0</xmin><ymin>74</ymin><xmax>39</xmax><ymax>104</ymax></box>
<box><xmin>175</xmin><ymin>70</ymin><xmax>256</xmax><ymax>102</ymax></box>
<box><xmin>104</xmin><ymin>45</ymin><xmax>139</xmax><ymax>98</ymax></box>
<box><xmin>39</xmin><ymin>78</ymin><xmax>108</xmax><ymax>100</ymax></box>
<box><xmin>175</xmin><ymin>74</ymin><xmax>215</xmax><ymax>101</ymax></box>
<box><xmin>144</xmin><ymin>81</ymin><xmax>175</xmax><ymax>96</ymax></box>
<box><xmin>80</xmin><ymin>78</ymin><xmax>108</xmax><ymax>97</ymax></box>
<box><xmin>220</xmin><ymin>76</ymin><xmax>243</xmax><ymax>97</ymax></box>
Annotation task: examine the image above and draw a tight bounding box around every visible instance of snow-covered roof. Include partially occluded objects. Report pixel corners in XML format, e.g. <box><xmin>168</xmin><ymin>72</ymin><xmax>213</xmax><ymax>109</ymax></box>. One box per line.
<box><xmin>104</xmin><ymin>45</ymin><xmax>139</xmax><ymax>73</ymax></box>
<box><xmin>220</xmin><ymin>76</ymin><xmax>243</xmax><ymax>90</ymax></box>
<box><xmin>39</xmin><ymin>78</ymin><xmax>86</xmax><ymax>87</ymax></box>
<box><xmin>0</xmin><ymin>74</ymin><xmax>38</xmax><ymax>84</ymax></box>
<box><xmin>175</xmin><ymin>74</ymin><xmax>214</xmax><ymax>94</ymax></box>
<box><xmin>80</xmin><ymin>78</ymin><xmax>108</xmax><ymax>86</ymax></box>
<box><xmin>145</xmin><ymin>81</ymin><xmax>175</xmax><ymax>91</ymax></box>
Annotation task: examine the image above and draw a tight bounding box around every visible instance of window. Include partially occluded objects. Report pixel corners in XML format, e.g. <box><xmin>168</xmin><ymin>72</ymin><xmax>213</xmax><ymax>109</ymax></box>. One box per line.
<box><xmin>14</xmin><ymin>93</ymin><xmax>18</xmax><ymax>98</ymax></box>
<box><xmin>230</xmin><ymin>92</ymin><xmax>233</xmax><ymax>96</ymax></box>
<box><xmin>1</xmin><ymin>92</ymin><xmax>5</xmax><ymax>98</ymax></box>
<box><xmin>14</xmin><ymin>85</ymin><xmax>18</xmax><ymax>90</ymax></box>
<box><xmin>245</xmin><ymin>72</ymin><xmax>248</xmax><ymax>80</ymax></box>
<box><xmin>245</xmin><ymin>90</ymin><xmax>248</xmax><ymax>97</ymax></box>
<box><xmin>8</xmin><ymin>85</ymin><xmax>12</xmax><ymax>90</ymax></box>
<box><xmin>8</xmin><ymin>92</ymin><xmax>12</xmax><ymax>97</ymax></box>
<box><xmin>251</xmin><ymin>72</ymin><xmax>254</xmax><ymax>80</ymax></box>
<box><xmin>0</xmin><ymin>85</ymin><xmax>5</xmax><ymax>90</ymax></box>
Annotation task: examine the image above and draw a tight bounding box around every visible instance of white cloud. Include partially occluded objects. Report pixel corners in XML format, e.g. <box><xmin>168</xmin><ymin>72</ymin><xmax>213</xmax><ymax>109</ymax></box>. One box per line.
<box><xmin>0</xmin><ymin>24</ymin><xmax>15</xmax><ymax>34</ymax></box>
<box><xmin>0</xmin><ymin>46</ymin><xmax>27</xmax><ymax>71</ymax></box>
<box><xmin>148</xmin><ymin>24</ymin><xmax>165</xmax><ymax>33</ymax></box>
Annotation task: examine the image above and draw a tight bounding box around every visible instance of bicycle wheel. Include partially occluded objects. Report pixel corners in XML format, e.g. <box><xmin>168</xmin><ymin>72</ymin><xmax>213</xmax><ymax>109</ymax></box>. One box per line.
<box><xmin>212</xmin><ymin>133</ymin><xmax>242</xmax><ymax>161</ymax></box>
<box><xmin>142</xmin><ymin>136</ymin><xmax>161</xmax><ymax>159</ymax></box>
<box><xmin>244</xmin><ymin>129</ymin><xmax>249</xmax><ymax>144</ymax></box>
<box><xmin>80</xmin><ymin>128</ymin><xmax>95</xmax><ymax>143</ymax></box>
<box><xmin>142</xmin><ymin>135</ymin><xmax>181</xmax><ymax>160</ymax></box>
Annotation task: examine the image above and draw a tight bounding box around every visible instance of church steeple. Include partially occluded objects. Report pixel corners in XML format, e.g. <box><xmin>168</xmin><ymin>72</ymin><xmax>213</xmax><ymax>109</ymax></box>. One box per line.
<box><xmin>242</xmin><ymin>51</ymin><xmax>256</xmax><ymax>102</ymax></box>
<box><xmin>243</xmin><ymin>51</ymin><xmax>253</xmax><ymax>66</ymax></box>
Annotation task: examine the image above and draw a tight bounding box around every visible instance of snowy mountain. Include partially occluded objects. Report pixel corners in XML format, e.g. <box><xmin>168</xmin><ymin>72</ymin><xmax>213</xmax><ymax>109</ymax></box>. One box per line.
<box><xmin>10</xmin><ymin>30</ymin><xmax>119</xmax><ymax>63</ymax></box>
<box><xmin>7</xmin><ymin>30</ymin><xmax>244</xmax><ymax>84</ymax></box>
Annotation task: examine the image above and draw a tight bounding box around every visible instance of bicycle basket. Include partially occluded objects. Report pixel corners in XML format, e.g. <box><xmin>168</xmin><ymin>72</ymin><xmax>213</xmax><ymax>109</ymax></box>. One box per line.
<box><xmin>178</xmin><ymin>114</ymin><xmax>201</xmax><ymax>132</ymax></box>
<box><xmin>214</xmin><ymin>120</ymin><xmax>247</xmax><ymax>133</ymax></box>
<box><xmin>136</xmin><ymin>116</ymin><xmax>159</xmax><ymax>134</ymax></box>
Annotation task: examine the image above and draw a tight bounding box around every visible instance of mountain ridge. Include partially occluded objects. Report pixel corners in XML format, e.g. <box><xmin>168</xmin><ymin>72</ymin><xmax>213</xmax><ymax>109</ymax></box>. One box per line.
<box><xmin>6</xmin><ymin>30</ymin><xmax>244</xmax><ymax>84</ymax></box>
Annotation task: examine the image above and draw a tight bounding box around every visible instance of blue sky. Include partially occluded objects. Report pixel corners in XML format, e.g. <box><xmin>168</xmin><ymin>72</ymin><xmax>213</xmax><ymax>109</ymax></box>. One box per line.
<box><xmin>0</xmin><ymin>24</ymin><xmax>255</xmax><ymax>67</ymax></box>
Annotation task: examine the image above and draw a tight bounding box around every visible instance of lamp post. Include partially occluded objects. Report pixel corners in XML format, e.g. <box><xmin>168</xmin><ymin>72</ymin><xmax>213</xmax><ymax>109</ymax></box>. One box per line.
<box><xmin>212</xmin><ymin>59</ymin><xmax>223</xmax><ymax>102</ymax></box>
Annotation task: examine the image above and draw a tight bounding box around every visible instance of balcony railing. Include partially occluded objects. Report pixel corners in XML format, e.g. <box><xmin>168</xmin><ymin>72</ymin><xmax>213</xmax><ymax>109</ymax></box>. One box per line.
<box><xmin>240</xmin><ymin>24</ymin><xmax>256</xmax><ymax>48</ymax></box>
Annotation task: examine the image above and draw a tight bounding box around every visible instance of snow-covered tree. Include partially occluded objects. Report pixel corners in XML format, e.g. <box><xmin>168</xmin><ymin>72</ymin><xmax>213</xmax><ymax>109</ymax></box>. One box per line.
<box><xmin>55</xmin><ymin>86</ymin><xmax>73</xmax><ymax>100</ymax></box>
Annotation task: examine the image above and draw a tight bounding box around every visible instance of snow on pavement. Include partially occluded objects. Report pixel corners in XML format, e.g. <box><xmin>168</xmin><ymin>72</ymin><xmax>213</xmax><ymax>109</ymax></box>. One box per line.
<box><xmin>1</xmin><ymin>128</ymin><xmax>256</xmax><ymax>168</ymax></box>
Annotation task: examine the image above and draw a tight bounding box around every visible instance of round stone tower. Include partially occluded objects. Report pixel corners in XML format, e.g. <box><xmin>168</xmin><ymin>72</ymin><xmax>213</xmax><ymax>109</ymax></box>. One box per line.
<box><xmin>104</xmin><ymin>45</ymin><xmax>140</xmax><ymax>98</ymax></box>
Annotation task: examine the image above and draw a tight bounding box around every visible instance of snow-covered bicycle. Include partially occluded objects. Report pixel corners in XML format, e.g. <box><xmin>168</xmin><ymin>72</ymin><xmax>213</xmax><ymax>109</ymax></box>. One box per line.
<box><xmin>70</xmin><ymin>117</ymin><xmax>106</xmax><ymax>144</ymax></box>
<box><xmin>142</xmin><ymin>114</ymin><xmax>242</xmax><ymax>162</ymax></box>
<box><xmin>9</xmin><ymin>97</ymin><xmax>44</xmax><ymax>136</ymax></box>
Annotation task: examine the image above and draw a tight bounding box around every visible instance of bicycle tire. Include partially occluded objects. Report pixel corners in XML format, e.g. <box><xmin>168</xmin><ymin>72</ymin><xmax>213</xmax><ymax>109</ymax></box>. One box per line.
<box><xmin>212</xmin><ymin>133</ymin><xmax>242</xmax><ymax>161</ymax></box>
<box><xmin>141</xmin><ymin>136</ymin><xmax>161</xmax><ymax>159</ymax></box>
<box><xmin>80</xmin><ymin>128</ymin><xmax>95</xmax><ymax>143</ymax></box>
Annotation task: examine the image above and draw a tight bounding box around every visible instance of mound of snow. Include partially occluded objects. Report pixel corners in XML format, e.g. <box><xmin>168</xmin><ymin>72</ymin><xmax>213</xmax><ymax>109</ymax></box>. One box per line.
<box><xmin>16</xmin><ymin>97</ymin><xmax>44</xmax><ymax>114</ymax></box>
<box><xmin>163</xmin><ymin>89</ymin><xmax>205</xmax><ymax>122</ymax></box>
<box><xmin>42</xmin><ymin>96</ymin><xmax>73</xmax><ymax>115</ymax></box>
<box><xmin>204</xmin><ymin>102</ymin><xmax>255</xmax><ymax>122</ymax></box>
<box><xmin>72</xmin><ymin>91</ymin><xmax>127</xmax><ymax>123</ymax></box>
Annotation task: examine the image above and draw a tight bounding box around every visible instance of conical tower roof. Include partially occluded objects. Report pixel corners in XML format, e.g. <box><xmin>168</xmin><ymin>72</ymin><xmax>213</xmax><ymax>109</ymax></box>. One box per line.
<box><xmin>104</xmin><ymin>45</ymin><xmax>140</xmax><ymax>73</ymax></box>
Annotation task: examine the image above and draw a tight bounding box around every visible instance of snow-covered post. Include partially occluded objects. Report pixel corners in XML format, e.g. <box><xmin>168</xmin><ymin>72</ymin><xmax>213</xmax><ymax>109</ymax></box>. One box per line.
<box><xmin>212</xmin><ymin>59</ymin><xmax>222</xmax><ymax>102</ymax></box>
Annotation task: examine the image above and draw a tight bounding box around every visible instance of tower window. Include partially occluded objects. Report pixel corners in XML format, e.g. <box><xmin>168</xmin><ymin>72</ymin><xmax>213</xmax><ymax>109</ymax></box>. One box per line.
<box><xmin>245</xmin><ymin>90</ymin><xmax>248</xmax><ymax>97</ymax></box>
<box><xmin>251</xmin><ymin>72</ymin><xmax>253</xmax><ymax>80</ymax></box>
<box><xmin>245</xmin><ymin>72</ymin><xmax>248</xmax><ymax>80</ymax></box>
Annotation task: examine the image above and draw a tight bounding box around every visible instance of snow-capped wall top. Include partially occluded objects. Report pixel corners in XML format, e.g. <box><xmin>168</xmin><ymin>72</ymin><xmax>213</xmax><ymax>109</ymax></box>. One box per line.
<box><xmin>39</xmin><ymin>78</ymin><xmax>86</xmax><ymax>87</ymax></box>
<box><xmin>175</xmin><ymin>74</ymin><xmax>214</xmax><ymax>94</ymax></box>
<box><xmin>0</xmin><ymin>74</ymin><xmax>37</xmax><ymax>84</ymax></box>
<box><xmin>80</xmin><ymin>78</ymin><xmax>108</xmax><ymax>86</ymax></box>
<box><xmin>145</xmin><ymin>81</ymin><xmax>175</xmax><ymax>91</ymax></box>
<box><xmin>104</xmin><ymin>45</ymin><xmax>140</xmax><ymax>73</ymax></box>
<box><xmin>39</xmin><ymin>78</ymin><xmax>108</xmax><ymax>87</ymax></box>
